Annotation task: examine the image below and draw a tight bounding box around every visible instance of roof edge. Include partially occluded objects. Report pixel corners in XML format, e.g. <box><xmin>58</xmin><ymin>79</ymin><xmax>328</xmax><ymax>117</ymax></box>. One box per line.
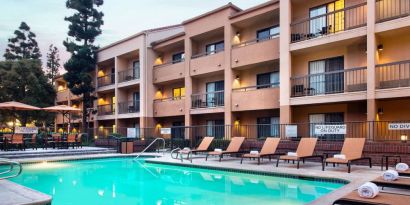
<box><xmin>151</xmin><ymin>32</ymin><xmax>186</xmax><ymax>47</ymax></box>
<box><xmin>229</xmin><ymin>0</ymin><xmax>279</xmax><ymax>19</ymax></box>
<box><xmin>182</xmin><ymin>3</ymin><xmax>242</xmax><ymax>25</ymax></box>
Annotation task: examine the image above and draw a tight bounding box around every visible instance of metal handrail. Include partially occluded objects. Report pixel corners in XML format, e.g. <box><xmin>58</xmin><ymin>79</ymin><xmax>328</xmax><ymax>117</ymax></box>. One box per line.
<box><xmin>0</xmin><ymin>158</ymin><xmax>23</xmax><ymax>180</ymax></box>
<box><xmin>170</xmin><ymin>148</ymin><xmax>181</xmax><ymax>160</ymax></box>
<box><xmin>133</xmin><ymin>138</ymin><xmax>165</xmax><ymax>161</ymax></box>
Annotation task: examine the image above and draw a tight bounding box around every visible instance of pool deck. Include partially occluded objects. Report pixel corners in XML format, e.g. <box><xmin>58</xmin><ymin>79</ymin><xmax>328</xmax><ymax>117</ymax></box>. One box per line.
<box><xmin>0</xmin><ymin>180</ymin><xmax>51</xmax><ymax>205</ymax></box>
<box><xmin>3</xmin><ymin>152</ymin><xmax>410</xmax><ymax>205</ymax></box>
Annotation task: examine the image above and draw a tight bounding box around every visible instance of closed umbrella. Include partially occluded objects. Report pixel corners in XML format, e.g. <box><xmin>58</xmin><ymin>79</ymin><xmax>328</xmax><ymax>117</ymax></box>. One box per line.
<box><xmin>42</xmin><ymin>105</ymin><xmax>81</xmax><ymax>132</ymax></box>
<box><xmin>0</xmin><ymin>101</ymin><xmax>41</xmax><ymax>132</ymax></box>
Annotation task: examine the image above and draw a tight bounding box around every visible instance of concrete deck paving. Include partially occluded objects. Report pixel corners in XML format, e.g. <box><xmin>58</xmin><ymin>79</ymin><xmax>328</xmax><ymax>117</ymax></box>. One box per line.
<box><xmin>1</xmin><ymin>152</ymin><xmax>409</xmax><ymax>205</ymax></box>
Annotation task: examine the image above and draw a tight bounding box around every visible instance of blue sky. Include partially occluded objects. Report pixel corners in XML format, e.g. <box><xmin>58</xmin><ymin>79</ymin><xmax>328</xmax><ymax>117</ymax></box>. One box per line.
<box><xmin>0</xmin><ymin>0</ymin><xmax>268</xmax><ymax>68</ymax></box>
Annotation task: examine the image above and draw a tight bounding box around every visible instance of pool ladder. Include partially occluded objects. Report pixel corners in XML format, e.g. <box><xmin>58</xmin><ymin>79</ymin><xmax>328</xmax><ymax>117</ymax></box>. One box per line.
<box><xmin>0</xmin><ymin>158</ymin><xmax>22</xmax><ymax>180</ymax></box>
<box><xmin>133</xmin><ymin>138</ymin><xmax>166</xmax><ymax>161</ymax></box>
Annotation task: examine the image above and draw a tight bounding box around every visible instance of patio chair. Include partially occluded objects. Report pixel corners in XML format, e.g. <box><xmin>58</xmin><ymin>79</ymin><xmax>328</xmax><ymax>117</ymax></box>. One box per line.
<box><xmin>372</xmin><ymin>176</ymin><xmax>410</xmax><ymax>190</ymax></box>
<box><xmin>2</xmin><ymin>134</ymin><xmax>13</xmax><ymax>151</ymax></box>
<box><xmin>52</xmin><ymin>133</ymin><xmax>62</xmax><ymax>148</ymax></box>
<box><xmin>276</xmin><ymin>138</ymin><xmax>323</xmax><ymax>169</ymax></box>
<box><xmin>10</xmin><ymin>134</ymin><xmax>24</xmax><ymax>150</ymax></box>
<box><xmin>333</xmin><ymin>190</ymin><xmax>410</xmax><ymax>205</ymax></box>
<box><xmin>240</xmin><ymin>138</ymin><xmax>281</xmax><ymax>165</ymax></box>
<box><xmin>76</xmin><ymin>133</ymin><xmax>83</xmax><ymax>148</ymax></box>
<box><xmin>24</xmin><ymin>134</ymin><xmax>38</xmax><ymax>150</ymax></box>
<box><xmin>43</xmin><ymin>134</ymin><xmax>56</xmax><ymax>149</ymax></box>
<box><xmin>66</xmin><ymin>134</ymin><xmax>77</xmax><ymax>149</ymax></box>
<box><xmin>324</xmin><ymin>138</ymin><xmax>371</xmax><ymax>173</ymax></box>
<box><xmin>177</xmin><ymin>136</ymin><xmax>214</xmax><ymax>161</ymax></box>
<box><xmin>205</xmin><ymin>137</ymin><xmax>245</xmax><ymax>162</ymax></box>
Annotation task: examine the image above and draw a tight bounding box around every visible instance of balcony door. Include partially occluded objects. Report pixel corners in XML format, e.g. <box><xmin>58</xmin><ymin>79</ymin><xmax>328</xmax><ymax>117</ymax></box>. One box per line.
<box><xmin>257</xmin><ymin>26</ymin><xmax>279</xmax><ymax>41</ymax></box>
<box><xmin>257</xmin><ymin>117</ymin><xmax>280</xmax><ymax>138</ymax></box>
<box><xmin>206</xmin><ymin>41</ymin><xmax>224</xmax><ymax>55</ymax></box>
<box><xmin>132</xmin><ymin>61</ymin><xmax>140</xmax><ymax>79</ymax></box>
<box><xmin>257</xmin><ymin>72</ymin><xmax>279</xmax><ymax>89</ymax></box>
<box><xmin>133</xmin><ymin>92</ymin><xmax>140</xmax><ymax>112</ymax></box>
<box><xmin>309</xmin><ymin>56</ymin><xmax>344</xmax><ymax>95</ymax></box>
<box><xmin>171</xmin><ymin>122</ymin><xmax>185</xmax><ymax>139</ymax></box>
<box><xmin>309</xmin><ymin>112</ymin><xmax>344</xmax><ymax>140</ymax></box>
<box><xmin>206</xmin><ymin>120</ymin><xmax>224</xmax><ymax>139</ymax></box>
<box><xmin>111</xmin><ymin>68</ymin><xmax>115</xmax><ymax>84</ymax></box>
<box><xmin>206</xmin><ymin>81</ymin><xmax>224</xmax><ymax>107</ymax></box>
<box><xmin>309</xmin><ymin>0</ymin><xmax>345</xmax><ymax>35</ymax></box>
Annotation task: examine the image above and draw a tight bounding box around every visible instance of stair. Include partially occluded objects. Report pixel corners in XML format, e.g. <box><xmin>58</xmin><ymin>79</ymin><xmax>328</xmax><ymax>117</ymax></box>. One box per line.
<box><xmin>0</xmin><ymin>147</ymin><xmax>118</xmax><ymax>159</ymax></box>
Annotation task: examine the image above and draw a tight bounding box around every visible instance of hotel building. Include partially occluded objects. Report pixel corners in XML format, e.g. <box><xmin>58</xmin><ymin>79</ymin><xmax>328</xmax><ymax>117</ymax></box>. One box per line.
<box><xmin>56</xmin><ymin>0</ymin><xmax>410</xmax><ymax>143</ymax></box>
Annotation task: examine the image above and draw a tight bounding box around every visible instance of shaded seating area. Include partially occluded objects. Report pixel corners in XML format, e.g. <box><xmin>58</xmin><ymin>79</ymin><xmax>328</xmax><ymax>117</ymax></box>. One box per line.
<box><xmin>324</xmin><ymin>138</ymin><xmax>372</xmax><ymax>173</ymax></box>
<box><xmin>1</xmin><ymin>133</ymin><xmax>84</xmax><ymax>151</ymax></box>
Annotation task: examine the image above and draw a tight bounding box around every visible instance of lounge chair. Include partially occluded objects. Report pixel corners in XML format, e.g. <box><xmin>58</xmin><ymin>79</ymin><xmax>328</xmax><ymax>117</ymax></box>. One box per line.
<box><xmin>10</xmin><ymin>134</ymin><xmax>24</xmax><ymax>150</ymax></box>
<box><xmin>276</xmin><ymin>138</ymin><xmax>323</xmax><ymax>169</ymax></box>
<box><xmin>76</xmin><ymin>133</ymin><xmax>83</xmax><ymax>148</ymax></box>
<box><xmin>66</xmin><ymin>134</ymin><xmax>77</xmax><ymax>149</ymax></box>
<box><xmin>177</xmin><ymin>136</ymin><xmax>214</xmax><ymax>161</ymax></box>
<box><xmin>205</xmin><ymin>137</ymin><xmax>245</xmax><ymax>162</ymax></box>
<box><xmin>240</xmin><ymin>138</ymin><xmax>281</xmax><ymax>165</ymax></box>
<box><xmin>372</xmin><ymin>176</ymin><xmax>410</xmax><ymax>190</ymax></box>
<box><xmin>324</xmin><ymin>138</ymin><xmax>371</xmax><ymax>173</ymax></box>
<box><xmin>333</xmin><ymin>190</ymin><xmax>410</xmax><ymax>205</ymax></box>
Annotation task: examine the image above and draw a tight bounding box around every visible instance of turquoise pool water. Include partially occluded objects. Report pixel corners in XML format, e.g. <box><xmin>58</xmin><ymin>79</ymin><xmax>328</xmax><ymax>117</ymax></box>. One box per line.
<box><xmin>10</xmin><ymin>158</ymin><xmax>343</xmax><ymax>205</ymax></box>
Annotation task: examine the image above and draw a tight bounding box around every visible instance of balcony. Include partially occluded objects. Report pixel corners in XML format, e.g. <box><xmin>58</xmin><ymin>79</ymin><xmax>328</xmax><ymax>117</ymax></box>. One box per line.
<box><xmin>153</xmin><ymin>60</ymin><xmax>185</xmax><ymax>84</ymax></box>
<box><xmin>190</xmin><ymin>50</ymin><xmax>224</xmax><ymax>76</ymax></box>
<box><xmin>377</xmin><ymin>60</ymin><xmax>410</xmax><ymax>89</ymax></box>
<box><xmin>153</xmin><ymin>97</ymin><xmax>185</xmax><ymax>117</ymax></box>
<box><xmin>56</xmin><ymin>89</ymin><xmax>69</xmax><ymax>102</ymax></box>
<box><xmin>232</xmin><ymin>83</ymin><xmax>280</xmax><ymax>112</ymax></box>
<box><xmin>290</xmin><ymin>67</ymin><xmax>367</xmax><ymax>103</ymax></box>
<box><xmin>376</xmin><ymin>0</ymin><xmax>410</xmax><ymax>23</ymax></box>
<box><xmin>118</xmin><ymin>101</ymin><xmax>140</xmax><ymax>114</ymax></box>
<box><xmin>118</xmin><ymin>68</ymin><xmax>140</xmax><ymax>83</ymax></box>
<box><xmin>232</xmin><ymin>35</ymin><xmax>279</xmax><ymax>68</ymax></box>
<box><xmin>290</xmin><ymin>3</ymin><xmax>367</xmax><ymax>43</ymax></box>
<box><xmin>97</xmin><ymin>74</ymin><xmax>115</xmax><ymax>88</ymax></box>
<box><xmin>191</xmin><ymin>91</ymin><xmax>224</xmax><ymax>110</ymax></box>
<box><xmin>97</xmin><ymin>104</ymin><xmax>114</xmax><ymax>116</ymax></box>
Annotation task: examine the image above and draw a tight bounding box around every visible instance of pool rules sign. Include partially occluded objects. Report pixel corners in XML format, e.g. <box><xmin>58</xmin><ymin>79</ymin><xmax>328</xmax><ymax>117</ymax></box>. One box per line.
<box><xmin>314</xmin><ymin>124</ymin><xmax>346</xmax><ymax>135</ymax></box>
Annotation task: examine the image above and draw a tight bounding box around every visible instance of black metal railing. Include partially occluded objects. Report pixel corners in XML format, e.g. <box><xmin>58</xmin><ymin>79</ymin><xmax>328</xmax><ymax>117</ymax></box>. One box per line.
<box><xmin>291</xmin><ymin>2</ymin><xmax>367</xmax><ymax>43</ymax></box>
<box><xmin>97</xmin><ymin>104</ymin><xmax>114</xmax><ymax>116</ymax></box>
<box><xmin>232</xmin><ymin>33</ymin><xmax>279</xmax><ymax>48</ymax></box>
<box><xmin>118</xmin><ymin>101</ymin><xmax>140</xmax><ymax>114</ymax></box>
<box><xmin>97</xmin><ymin>74</ymin><xmax>115</xmax><ymax>88</ymax></box>
<box><xmin>291</xmin><ymin>67</ymin><xmax>367</xmax><ymax>97</ymax></box>
<box><xmin>376</xmin><ymin>60</ymin><xmax>410</xmax><ymax>89</ymax></box>
<box><xmin>153</xmin><ymin>59</ymin><xmax>185</xmax><ymax>68</ymax></box>
<box><xmin>191</xmin><ymin>91</ymin><xmax>224</xmax><ymax>108</ymax></box>
<box><xmin>154</xmin><ymin>96</ymin><xmax>185</xmax><ymax>102</ymax></box>
<box><xmin>118</xmin><ymin>68</ymin><xmax>140</xmax><ymax>83</ymax></box>
<box><xmin>232</xmin><ymin>82</ymin><xmax>279</xmax><ymax>92</ymax></box>
<box><xmin>376</xmin><ymin>0</ymin><xmax>410</xmax><ymax>22</ymax></box>
<box><xmin>191</xmin><ymin>49</ymin><xmax>224</xmax><ymax>59</ymax></box>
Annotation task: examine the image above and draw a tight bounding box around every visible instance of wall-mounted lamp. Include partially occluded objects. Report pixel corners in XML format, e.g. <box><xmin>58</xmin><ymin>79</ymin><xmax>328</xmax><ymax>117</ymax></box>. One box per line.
<box><xmin>377</xmin><ymin>108</ymin><xmax>384</xmax><ymax>115</ymax></box>
<box><xmin>235</xmin><ymin>75</ymin><xmax>240</xmax><ymax>81</ymax></box>
<box><xmin>236</xmin><ymin>32</ymin><xmax>241</xmax><ymax>37</ymax></box>
<box><xmin>377</xmin><ymin>44</ymin><xmax>384</xmax><ymax>51</ymax></box>
<box><xmin>401</xmin><ymin>134</ymin><xmax>408</xmax><ymax>143</ymax></box>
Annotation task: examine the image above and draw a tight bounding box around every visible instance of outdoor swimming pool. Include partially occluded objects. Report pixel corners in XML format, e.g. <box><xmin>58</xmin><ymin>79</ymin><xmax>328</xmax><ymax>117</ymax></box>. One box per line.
<box><xmin>10</xmin><ymin>158</ymin><xmax>344</xmax><ymax>205</ymax></box>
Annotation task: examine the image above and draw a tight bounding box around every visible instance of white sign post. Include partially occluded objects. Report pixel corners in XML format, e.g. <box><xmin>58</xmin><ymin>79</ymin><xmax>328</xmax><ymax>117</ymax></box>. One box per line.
<box><xmin>388</xmin><ymin>123</ymin><xmax>410</xmax><ymax>130</ymax></box>
<box><xmin>15</xmin><ymin>127</ymin><xmax>38</xmax><ymax>134</ymax></box>
<box><xmin>127</xmin><ymin>128</ymin><xmax>137</xmax><ymax>138</ymax></box>
<box><xmin>314</xmin><ymin>124</ymin><xmax>346</xmax><ymax>135</ymax></box>
<box><xmin>160</xmin><ymin>128</ymin><xmax>172</xmax><ymax>135</ymax></box>
<box><xmin>285</xmin><ymin>125</ymin><xmax>298</xmax><ymax>138</ymax></box>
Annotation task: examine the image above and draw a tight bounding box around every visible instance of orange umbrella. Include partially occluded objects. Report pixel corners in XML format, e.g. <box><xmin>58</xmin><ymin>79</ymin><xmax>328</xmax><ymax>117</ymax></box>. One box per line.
<box><xmin>0</xmin><ymin>101</ymin><xmax>41</xmax><ymax>131</ymax></box>
<box><xmin>42</xmin><ymin>105</ymin><xmax>81</xmax><ymax>132</ymax></box>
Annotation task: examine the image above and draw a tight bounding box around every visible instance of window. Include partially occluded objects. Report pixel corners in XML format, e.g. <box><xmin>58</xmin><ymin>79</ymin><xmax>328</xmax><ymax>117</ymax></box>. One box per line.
<box><xmin>172</xmin><ymin>52</ymin><xmax>185</xmax><ymax>63</ymax></box>
<box><xmin>309</xmin><ymin>0</ymin><xmax>345</xmax><ymax>36</ymax></box>
<box><xmin>206</xmin><ymin>81</ymin><xmax>224</xmax><ymax>107</ymax></box>
<box><xmin>309</xmin><ymin>112</ymin><xmax>344</xmax><ymax>140</ymax></box>
<box><xmin>173</xmin><ymin>87</ymin><xmax>185</xmax><ymax>100</ymax></box>
<box><xmin>257</xmin><ymin>72</ymin><xmax>280</xmax><ymax>89</ymax></box>
<box><xmin>309</xmin><ymin>56</ymin><xmax>344</xmax><ymax>95</ymax></box>
<box><xmin>133</xmin><ymin>61</ymin><xmax>140</xmax><ymax>78</ymax></box>
<box><xmin>171</xmin><ymin>122</ymin><xmax>185</xmax><ymax>139</ymax></box>
<box><xmin>206</xmin><ymin>41</ymin><xmax>224</xmax><ymax>55</ymax></box>
<box><xmin>257</xmin><ymin>26</ymin><xmax>279</xmax><ymax>41</ymax></box>
<box><xmin>206</xmin><ymin>120</ymin><xmax>225</xmax><ymax>139</ymax></box>
<box><xmin>257</xmin><ymin>117</ymin><xmax>280</xmax><ymax>138</ymax></box>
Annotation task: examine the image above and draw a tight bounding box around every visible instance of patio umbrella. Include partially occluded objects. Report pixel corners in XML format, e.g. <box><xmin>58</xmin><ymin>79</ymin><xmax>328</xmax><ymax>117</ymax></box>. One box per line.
<box><xmin>0</xmin><ymin>101</ymin><xmax>41</xmax><ymax>132</ymax></box>
<box><xmin>42</xmin><ymin>105</ymin><xmax>81</xmax><ymax>132</ymax></box>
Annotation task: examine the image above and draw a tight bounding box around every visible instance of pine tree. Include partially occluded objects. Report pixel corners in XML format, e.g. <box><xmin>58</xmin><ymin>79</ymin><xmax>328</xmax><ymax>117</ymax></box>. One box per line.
<box><xmin>4</xmin><ymin>22</ymin><xmax>42</xmax><ymax>60</ymax></box>
<box><xmin>46</xmin><ymin>44</ymin><xmax>60</xmax><ymax>85</ymax></box>
<box><xmin>63</xmin><ymin>0</ymin><xmax>104</xmax><ymax>131</ymax></box>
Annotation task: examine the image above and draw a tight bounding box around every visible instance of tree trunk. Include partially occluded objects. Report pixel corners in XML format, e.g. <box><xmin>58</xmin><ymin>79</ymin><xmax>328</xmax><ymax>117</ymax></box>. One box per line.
<box><xmin>82</xmin><ymin>92</ymin><xmax>90</xmax><ymax>133</ymax></box>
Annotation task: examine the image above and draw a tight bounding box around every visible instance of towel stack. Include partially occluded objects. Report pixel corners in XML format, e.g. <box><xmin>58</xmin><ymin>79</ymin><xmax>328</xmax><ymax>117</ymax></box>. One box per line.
<box><xmin>357</xmin><ymin>182</ymin><xmax>379</xmax><ymax>199</ymax></box>
<box><xmin>250</xmin><ymin>150</ymin><xmax>259</xmax><ymax>155</ymax></box>
<box><xmin>382</xmin><ymin>170</ymin><xmax>399</xmax><ymax>181</ymax></box>
<box><xmin>396</xmin><ymin>163</ymin><xmax>409</xmax><ymax>171</ymax></box>
<box><xmin>287</xmin><ymin>152</ymin><xmax>298</xmax><ymax>157</ymax></box>
<box><xmin>214</xmin><ymin>148</ymin><xmax>222</xmax><ymax>153</ymax></box>
<box><xmin>183</xmin><ymin>147</ymin><xmax>191</xmax><ymax>151</ymax></box>
<box><xmin>334</xmin><ymin>154</ymin><xmax>346</xmax><ymax>159</ymax></box>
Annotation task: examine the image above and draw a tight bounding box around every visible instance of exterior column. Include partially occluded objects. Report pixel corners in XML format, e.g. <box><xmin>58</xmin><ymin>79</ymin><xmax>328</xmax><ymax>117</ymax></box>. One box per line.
<box><xmin>184</xmin><ymin>37</ymin><xmax>193</xmax><ymax>140</ymax></box>
<box><xmin>279</xmin><ymin>0</ymin><xmax>292</xmax><ymax>124</ymax></box>
<box><xmin>224</xmin><ymin>24</ymin><xmax>233</xmax><ymax>128</ymax></box>
<box><xmin>367</xmin><ymin>0</ymin><xmax>377</xmax><ymax>122</ymax></box>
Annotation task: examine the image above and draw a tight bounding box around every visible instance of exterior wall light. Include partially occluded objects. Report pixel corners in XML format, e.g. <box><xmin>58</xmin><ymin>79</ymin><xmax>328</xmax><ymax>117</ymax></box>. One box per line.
<box><xmin>401</xmin><ymin>134</ymin><xmax>408</xmax><ymax>143</ymax></box>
